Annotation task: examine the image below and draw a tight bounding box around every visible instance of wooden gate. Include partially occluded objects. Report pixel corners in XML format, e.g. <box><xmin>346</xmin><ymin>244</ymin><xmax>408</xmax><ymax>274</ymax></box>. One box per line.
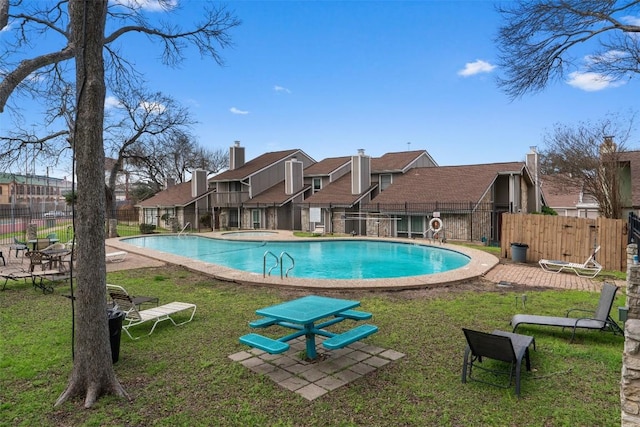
<box><xmin>500</xmin><ymin>213</ymin><xmax>627</xmax><ymax>271</ymax></box>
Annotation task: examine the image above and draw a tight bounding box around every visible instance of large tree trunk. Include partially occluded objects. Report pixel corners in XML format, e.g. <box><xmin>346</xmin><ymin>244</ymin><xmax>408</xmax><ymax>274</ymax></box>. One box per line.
<box><xmin>55</xmin><ymin>0</ymin><xmax>127</xmax><ymax>408</ymax></box>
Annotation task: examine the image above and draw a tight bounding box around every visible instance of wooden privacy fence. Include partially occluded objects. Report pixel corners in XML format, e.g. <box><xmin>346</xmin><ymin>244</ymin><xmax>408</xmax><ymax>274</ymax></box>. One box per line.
<box><xmin>500</xmin><ymin>213</ymin><xmax>627</xmax><ymax>272</ymax></box>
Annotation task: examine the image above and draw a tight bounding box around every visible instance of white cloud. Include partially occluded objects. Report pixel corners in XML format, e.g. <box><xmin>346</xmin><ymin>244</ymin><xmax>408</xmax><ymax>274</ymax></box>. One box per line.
<box><xmin>622</xmin><ymin>15</ymin><xmax>640</xmax><ymax>26</ymax></box>
<box><xmin>457</xmin><ymin>59</ymin><xmax>496</xmax><ymax>77</ymax></box>
<box><xmin>104</xmin><ymin>96</ymin><xmax>122</xmax><ymax>109</ymax></box>
<box><xmin>140</xmin><ymin>101</ymin><xmax>166</xmax><ymax>114</ymax></box>
<box><xmin>585</xmin><ymin>49</ymin><xmax>627</xmax><ymax>65</ymax></box>
<box><xmin>566</xmin><ymin>71</ymin><xmax>626</xmax><ymax>91</ymax></box>
<box><xmin>230</xmin><ymin>107</ymin><xmax>249</xmax><ymax>115</ymax></box>
<box><xmin>110</xmin><ymin>0</ymin><xmax>177</xmax><ymax>12</ymax></box>
<box><xmin>274</xmin><ymin>85</ymin><xmax>291</xmax><ymax>94</ymax></box>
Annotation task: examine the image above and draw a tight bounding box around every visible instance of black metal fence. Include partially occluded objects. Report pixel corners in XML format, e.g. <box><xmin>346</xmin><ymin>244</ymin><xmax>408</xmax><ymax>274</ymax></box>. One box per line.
<box><xmin>360</xmin><ymin>201</ymin><xmax>501</xmax><ymax>243</ymax></box>
<box><xmin>0</xmin><ymin>201</ymin><xmax>503</xmax><ymax>246</ymax></box>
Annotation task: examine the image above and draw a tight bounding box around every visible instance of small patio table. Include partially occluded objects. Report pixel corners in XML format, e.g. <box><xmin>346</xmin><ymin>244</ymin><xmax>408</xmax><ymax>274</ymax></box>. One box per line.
<box><xmin>41</xmin><ymin>248</ymin><xmax>70</xmax><ymax>271</ymax></box>
<box><xmin>253</xmin><ymin>295</ymin><xmax>366</xmax><ymax>360</ymax></box>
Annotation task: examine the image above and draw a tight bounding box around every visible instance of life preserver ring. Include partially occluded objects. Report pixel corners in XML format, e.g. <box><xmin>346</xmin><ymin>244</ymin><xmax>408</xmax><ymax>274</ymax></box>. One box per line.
<box><xmin>429</xmin><ymin>218</ymin><xmax>443</xmax><ymax>233</ymax></box>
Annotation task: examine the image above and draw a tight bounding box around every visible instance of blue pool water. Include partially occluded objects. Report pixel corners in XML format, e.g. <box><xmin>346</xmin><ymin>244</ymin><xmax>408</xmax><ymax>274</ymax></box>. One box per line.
<box><xmin>123</xmin><ymin>235</ymin><xmax>470</xmax><ymax>280</ymax></box>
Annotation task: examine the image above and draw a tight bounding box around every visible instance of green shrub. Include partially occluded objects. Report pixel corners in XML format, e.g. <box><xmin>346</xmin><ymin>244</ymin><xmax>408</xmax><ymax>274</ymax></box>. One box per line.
<box><xmin>200</xmin><ymin>212</ymin><xmax>212</xmax><ymax>228</ymax></box>
<box><xmin>139</xmin><ymin>223</ymin><xmax>156</xmax><ymax>234</ymax></box>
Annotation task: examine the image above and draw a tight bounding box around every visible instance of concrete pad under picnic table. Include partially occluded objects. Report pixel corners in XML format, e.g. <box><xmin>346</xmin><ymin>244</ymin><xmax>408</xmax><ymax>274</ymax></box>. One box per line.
<box><xmin>229</xmin><ymin>336</ymin><xmax>405</xmax><ymax>401</ymax></box>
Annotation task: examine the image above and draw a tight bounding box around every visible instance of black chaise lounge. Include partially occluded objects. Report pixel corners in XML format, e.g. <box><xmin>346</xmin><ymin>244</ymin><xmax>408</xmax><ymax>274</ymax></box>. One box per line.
<box><xmin>510</xmin><ymin>282</ymin><xmax>624</xmax><ymax>342</ymax></box>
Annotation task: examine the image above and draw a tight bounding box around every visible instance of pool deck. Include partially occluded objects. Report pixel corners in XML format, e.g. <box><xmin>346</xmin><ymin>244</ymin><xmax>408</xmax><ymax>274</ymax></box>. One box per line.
<box><xmin>105</xmin><ymin>231</ymin><xmax>618</xmax><ymax>292</ymax></box>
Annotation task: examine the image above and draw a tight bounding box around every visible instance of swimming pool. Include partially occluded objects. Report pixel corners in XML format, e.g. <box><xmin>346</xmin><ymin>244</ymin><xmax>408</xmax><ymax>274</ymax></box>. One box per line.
<box><xmin>123</xmin><ymin>235</ymin><xmax>471</xmax><ymax>280</ymax></box>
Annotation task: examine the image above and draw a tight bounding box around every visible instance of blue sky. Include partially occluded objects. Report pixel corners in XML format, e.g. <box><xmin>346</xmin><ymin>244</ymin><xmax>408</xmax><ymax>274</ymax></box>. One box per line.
<box><xmin>3</xmin><ymin>0</ymin><xmax>640</xmax><ymax>177</ymax></box>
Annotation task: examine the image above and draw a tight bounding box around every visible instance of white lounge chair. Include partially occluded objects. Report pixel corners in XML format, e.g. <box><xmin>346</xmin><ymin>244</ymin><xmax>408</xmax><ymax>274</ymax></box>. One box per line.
<box><xmin>106</xmin><ymin>251</ymin><xmax>128</xmax><ymax>263</ymax></box>
<box><xmin>538</xmin><ymin>246</ymin><xmax>602</xmax><ymax>278</ymax></box>
<box><xmin>108</xmin><ymin>285</ymin><xmax>196</xmax><ymax>339</ymax></box>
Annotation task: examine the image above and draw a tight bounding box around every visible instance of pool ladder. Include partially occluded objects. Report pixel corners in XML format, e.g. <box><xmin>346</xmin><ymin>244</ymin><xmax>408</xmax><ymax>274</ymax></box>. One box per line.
<box><xmin>178</xmin><ymin>222</ymin><xmax>192</xmax><ymax>236</ymax></box>
<box><xmin>263</xmin><ymin>251</ymin><xmax>295</xmax><ymax>279</ymax></box>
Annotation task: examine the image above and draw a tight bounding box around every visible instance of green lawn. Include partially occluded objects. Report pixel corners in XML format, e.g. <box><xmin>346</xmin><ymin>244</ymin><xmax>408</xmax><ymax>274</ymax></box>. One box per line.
<box><xmin>0</xmin><ymin>266</ymin><xmax>625</xmax><ymax>426</ymax></box>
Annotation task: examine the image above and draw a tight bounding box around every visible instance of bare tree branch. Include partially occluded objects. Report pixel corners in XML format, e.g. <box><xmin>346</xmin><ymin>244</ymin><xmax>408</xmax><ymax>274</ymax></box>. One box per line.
<box><xmin>496</xmin><ymin>0</ymin><xmax>640</xmax><ymax>99</ymax></box>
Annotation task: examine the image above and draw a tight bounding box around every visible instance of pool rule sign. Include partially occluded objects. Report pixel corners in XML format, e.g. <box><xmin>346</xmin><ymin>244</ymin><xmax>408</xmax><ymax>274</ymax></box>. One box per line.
<box><xmin>310</xmin><ymin>207</ymin><xmax>321</xmax><ymax>230</ymax></box>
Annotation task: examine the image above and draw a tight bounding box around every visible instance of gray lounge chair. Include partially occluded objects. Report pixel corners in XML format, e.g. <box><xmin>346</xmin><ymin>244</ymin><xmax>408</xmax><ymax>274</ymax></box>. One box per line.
<box><xmin>461</xmin><ymin>328</ymin><xmax>535</xmax><ymax>397</ymax></box>
<box><xmin>511</xmin><ymin>282</ymin><xmax>624</xmax><ymax>342</ymax></box>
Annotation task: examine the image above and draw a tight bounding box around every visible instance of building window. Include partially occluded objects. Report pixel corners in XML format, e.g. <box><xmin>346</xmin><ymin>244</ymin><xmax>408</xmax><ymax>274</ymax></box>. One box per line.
<box><xmin>313</xmin><ymin>177</ymin><xmax>322</xmax><ymax>193</ymax></box>
<box><xmin>230</xmin><ymin>181</ymin><xmax>242</xmax><ymax>192</ymax></box>
<box><xmin>380</xmin><ymin>174</ymin><xmax>392</xmax><ymax>191</ymax></box>
<box><xmin>411</xmin><ymin>216</ymin><xmax>423</xmax><ymax>237</ymax></box>
<box><xmin>229</xmin><ymin>209</ymin><xmax>239</xmax><ymax>228</ymax></box>
<box><xmin>397</xmin><ymin>216</ymin><xmax>408</xmax><ymax>233</ymax></box>
<box><xmin>252</xmin><ymin>209</ymin><xmax>261</xmax><ymax>229</ymax></box>
<box><xmin>143</xmin><ymin>208</ymin><xmax>156</xmax><ymax>224</ymax></box>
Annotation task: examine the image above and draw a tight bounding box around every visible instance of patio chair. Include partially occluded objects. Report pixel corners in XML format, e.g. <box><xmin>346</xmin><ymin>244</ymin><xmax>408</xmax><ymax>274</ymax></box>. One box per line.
<box><xmin>35</xmin><ymin>238</ymin><xmax>51</xmax><ymax>251</ymax></box>
<box><xmin>461</xmin><ymin>328</ymin><xmax>535</xmax><ymax>397</ymax></box>
<box><xmin>25</xmin><ymin>250</ymin><xmax>52</xmax><ymax>272</ymax></box>
<box><xmin>64</xmin><ymin>238</ymin><xmax>75</xmax><ymax>250</ymax></box>
<box><xmin>60</xmin><ymin>248</ymin><xmax>76</xmax><ymax>272</ymax></box>
<box><xmin>45</xmin><ymin>233</ymin><xmax>58</xmax><ymax>241</ymax></box>
<box><xmin>511</xmin><ymin>282</ymin><xmax>624</xmax><ymax>342</ymax></box>
<box><xmin>10</xmin><ymin>236</ymin><xmax>28</xmax><ymax>260</ymax></box>
<box><xmin>108</xmin><ymin>285</ymin><xmax>196</xmax><ymax>339</ymax></box>
<box><xmin>538</xmin><ymin>245</ymin><xmax>602</xmax><ymax>278</ymax></box>
<box><xmin>106</xmin><ymin>284</ymin><xmax>159</xmax><ymax>310</ymax></box>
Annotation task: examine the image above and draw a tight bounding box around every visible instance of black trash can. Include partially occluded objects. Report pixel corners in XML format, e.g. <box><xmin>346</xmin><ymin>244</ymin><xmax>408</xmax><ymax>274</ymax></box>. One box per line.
<box><xmin>107</xmin><ymin>308</ymin><xmax>125</xmax><ymax>363</ymax></box>
<box><xmin>510</xmin><ymin>243</ymin><xmax>529</xmax><ymax>263</ymax></box>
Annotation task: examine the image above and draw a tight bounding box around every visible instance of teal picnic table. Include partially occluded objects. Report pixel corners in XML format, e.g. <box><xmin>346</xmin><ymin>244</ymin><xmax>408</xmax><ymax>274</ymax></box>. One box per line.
<box><xmin>240</xmin><ymin>295</ymin><xmax>378</xmax><ymax>360</ymax></box>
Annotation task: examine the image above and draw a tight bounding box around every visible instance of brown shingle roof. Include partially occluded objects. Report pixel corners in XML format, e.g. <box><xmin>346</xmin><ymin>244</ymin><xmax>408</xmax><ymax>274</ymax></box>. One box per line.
<box><xmin>540</xmin><ymin>174</ymin><xmax>583</xmax><ymax>208</ymax></box>
<box><xmin>304</xmin><ymin>156</ymin><xmax>351</xmax><ymax>175</ymax></box>
<box><xmin>137</xmin><ymin>181</ymin><xmax>202</xmax><ymax>208</ymax></box>
<box><xmin>371</xmin><ymin>162</ymin><xmax>527</xmax><ymax>204</ymax></box>
<box><xmin>371</xmin><ymin>150</ymin><xmax>432</xmax><ymax>172</ymax></box>
<box><xmin>212</xmin><ymin>149</ymin><xmax>302</xmax><ymax>181</ymax></box>
<box><xmin>304</xmin><ymin>173</ymin><xmax>376</xmax><ymax>206</ymax></box>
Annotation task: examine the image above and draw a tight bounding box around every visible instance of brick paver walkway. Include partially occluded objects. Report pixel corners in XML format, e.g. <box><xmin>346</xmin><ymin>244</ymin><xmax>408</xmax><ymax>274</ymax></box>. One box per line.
<box><xmin>483</xmin><ymin>262</ymin><xmax>625</xmax><ymax>292</ymax></box>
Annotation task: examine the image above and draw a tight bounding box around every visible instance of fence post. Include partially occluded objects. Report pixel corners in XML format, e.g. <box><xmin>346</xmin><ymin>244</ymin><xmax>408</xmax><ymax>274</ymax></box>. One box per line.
<box><xmin>623</xmin><ymin>254</ymin><xmax>640</xmax><ymax>425</ymax></box>
<box><xmin>27</xmin><ymin>223</ymin><xmax>37</xmax><ymax>241</ymax></box>
<box><xmin>107</xmin><ymin>219</ymin><xmax>118</xmax><ymax>238</ymax></box>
